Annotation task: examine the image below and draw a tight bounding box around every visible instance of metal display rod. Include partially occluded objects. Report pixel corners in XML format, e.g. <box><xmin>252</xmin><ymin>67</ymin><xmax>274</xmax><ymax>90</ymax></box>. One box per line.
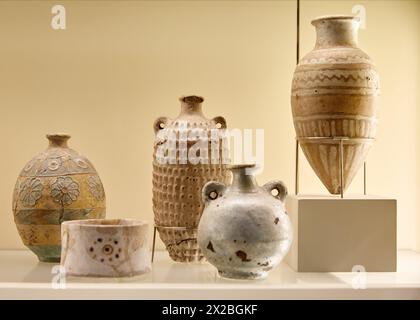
<box><xmin>294</xmin><ymin>136</ymin><xmax>374</xmax><ymax>198</ymax></box>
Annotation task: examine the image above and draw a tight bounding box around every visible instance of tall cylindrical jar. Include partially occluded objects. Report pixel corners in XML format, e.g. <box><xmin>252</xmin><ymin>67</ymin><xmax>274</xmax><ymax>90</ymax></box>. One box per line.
<box><xmin>152</xmin><ymin>96</ymin><xmax>230</xmax><ymax>262</ymax></box>
<box><xmin>12</xmin><ymin>134</ymin><xmax>106</xmax><ymax>262</ymax></box>
<box><xmin>291</xmin><ymin>16</ymin><xmax>380</xmax><ymax>194</ymax></box>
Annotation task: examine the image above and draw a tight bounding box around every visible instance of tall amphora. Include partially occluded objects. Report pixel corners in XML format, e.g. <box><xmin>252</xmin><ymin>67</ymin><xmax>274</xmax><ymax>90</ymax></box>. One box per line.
<box><xmin>291</xmin><ymin>16</ymin><xmax>380</xmax><ymax>194</ymax></box>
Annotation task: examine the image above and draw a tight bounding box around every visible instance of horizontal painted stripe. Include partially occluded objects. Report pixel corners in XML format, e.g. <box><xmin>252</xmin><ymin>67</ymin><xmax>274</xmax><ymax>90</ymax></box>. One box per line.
<box><xmin>19</xmin><ymin>170</ymin><xmax>96</xmax><ymax>178</ymax></box>
<box><xmin>293</xmin><ymin>114</ymin><xmax>377</xmax><ymax>122</ymax></box>
<box><xmin>16</xmin><ymin>224</ymin><xmax>61</xmax><ymax>246</ymax></box>
<box><xmin>14</xmin><ymin>208</ymin><xmax>106</xmax><ymax>225</ymax></box>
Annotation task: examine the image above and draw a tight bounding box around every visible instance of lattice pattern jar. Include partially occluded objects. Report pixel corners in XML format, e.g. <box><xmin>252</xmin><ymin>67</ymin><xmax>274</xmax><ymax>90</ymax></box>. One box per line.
<box><xmin>152</xmin><ymin>96</ymin><xmax>230</xmax><ymax>262</ymax></box>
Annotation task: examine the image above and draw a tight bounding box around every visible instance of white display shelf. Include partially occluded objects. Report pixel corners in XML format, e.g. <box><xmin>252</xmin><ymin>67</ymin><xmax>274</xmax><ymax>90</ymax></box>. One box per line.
<box><xmin>0</xmin><ymin>250</ymin><xmax>419</xmax><ymax>299</ymax></box>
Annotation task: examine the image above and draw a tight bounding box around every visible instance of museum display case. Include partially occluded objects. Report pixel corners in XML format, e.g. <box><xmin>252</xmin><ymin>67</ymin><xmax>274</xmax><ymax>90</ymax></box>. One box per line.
<box><xmin>0</xmin><ymin>0</ymin><xmax>419</xmax><ymax>300</ymax></box>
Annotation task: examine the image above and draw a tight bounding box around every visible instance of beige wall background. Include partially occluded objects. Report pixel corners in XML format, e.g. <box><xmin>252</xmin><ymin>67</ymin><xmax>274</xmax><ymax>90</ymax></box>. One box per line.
<box><xmin>0</xmin><ymin>0</ymin><xmax>419</xmax><ymax>253</ymax></box>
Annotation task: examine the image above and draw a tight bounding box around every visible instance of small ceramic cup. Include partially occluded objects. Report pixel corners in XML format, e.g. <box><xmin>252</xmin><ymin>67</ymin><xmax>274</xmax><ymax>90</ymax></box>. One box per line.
<box><xmin>61</xmin><ymin>219</ymin><xmax>151</xmax><ymax>277</ymax></box>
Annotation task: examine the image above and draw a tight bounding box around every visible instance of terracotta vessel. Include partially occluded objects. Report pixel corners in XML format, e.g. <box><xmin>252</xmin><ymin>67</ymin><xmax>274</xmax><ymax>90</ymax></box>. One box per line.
<box><xmin>61</xmin><ymin>219</ymin><xmax>150</xmax><ymax>277</ymax></box>
<box><xmin>291</xmin><ymin>15</ymin><xmax>380</xmax><ymax>194</ymax></box>
<box><xmin>197</xmin><ymin>164</ymin><xmax>292</xmax><ymax>280</ymax></box>
<box><xmin>12</xmin><ymin>134</ymin><xmax>106</xmax><ymax>262</ymax></box>
<box><xmin>152</xmin><ymin>95</ymin><xmax>230</xmax><ymax>262</ymax></box>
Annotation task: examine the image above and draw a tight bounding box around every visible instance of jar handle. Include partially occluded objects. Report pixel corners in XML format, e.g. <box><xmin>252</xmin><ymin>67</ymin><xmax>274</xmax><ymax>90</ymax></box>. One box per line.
<box><xmin>202</xmin><ymin>181</ymin><xmax>226</xmax><ymax>203</ymax></box>
<box><xmin>153</xmin><ymin>116</ymin><xmax>169</xmax><ymax>134</ymax></box>
<box><xmin>263</xmin><ymin>180</ymin><xmax>288</xmax><ymax>203</ymax></box>
<box><xmin>212</xmin><ymin>116</ymin><xmax>227</xmax><ymax>129</ymax></box>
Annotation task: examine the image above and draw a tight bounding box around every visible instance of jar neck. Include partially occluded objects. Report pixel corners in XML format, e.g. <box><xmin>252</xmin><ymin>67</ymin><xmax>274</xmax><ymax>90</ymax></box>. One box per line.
<box><xmin>47</xmin><ymin>134</ymin><xmax>70</xmax><ymax>148</ymax></box>
<box><xmin>179</xmin><ymin>95</ymin><xmax>204</xmax><ymax>116</ymax></box>
<box><xmin>230</xmin><ymin>166</ymin><xmax>258</xmax><ymax>192</ymax></box>
<box><xmin>312</xmin><ymin>16</ymin><xmax>359</xmax><ymax>49</ymax></box>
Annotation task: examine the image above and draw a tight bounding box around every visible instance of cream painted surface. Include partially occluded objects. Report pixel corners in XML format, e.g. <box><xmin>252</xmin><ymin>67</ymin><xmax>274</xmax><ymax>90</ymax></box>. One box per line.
<box><xmin>0</xmin><ymin>1</ymin><xmax>418</xmax><ymax>252</ymax></box>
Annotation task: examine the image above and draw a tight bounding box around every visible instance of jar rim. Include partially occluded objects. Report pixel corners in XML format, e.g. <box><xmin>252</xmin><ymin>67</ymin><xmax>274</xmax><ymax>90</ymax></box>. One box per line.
<box><xmin>62</xmin><ymin>219</ymin><xmax>148</xmax><ymax>229</ymax></box>
<box><xmin>311</xmin><ymin>15</ymin><xmax>359</xmax><ymax>26</ymax></box>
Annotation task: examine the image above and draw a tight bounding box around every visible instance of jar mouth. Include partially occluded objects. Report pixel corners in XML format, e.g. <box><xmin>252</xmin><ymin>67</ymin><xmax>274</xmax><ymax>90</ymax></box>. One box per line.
<box><xmin>179</xmin><ymin>95</ymin><xmax>204</xmax><ymax>104</ymax></box>
<box><xmin>62</xmin><ymin>219</ymin><xmax>147</xmax><ymax>229</ymax></box>
<box><xmin>227</xmin><ymin>164</ymin><xmax>256</xmax><ymax>170</ymax></box>
<box><xmin>311</xmin><ymin>15</ymin><xmax>358</xmax><ymax>26</ymax></box>
<box><xmin>46</xmin><ymin>133</ymin><xmax>71</xmax><ymax>140</ymax></box>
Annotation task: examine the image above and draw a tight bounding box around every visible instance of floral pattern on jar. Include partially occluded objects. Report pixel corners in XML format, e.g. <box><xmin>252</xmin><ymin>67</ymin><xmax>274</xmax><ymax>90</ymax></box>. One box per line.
<box><xmin>50</xmin><ymin>176</ymin><xmax>80</xmax><ymax>205</ymax></box>
<box><xmin>87</xmin><ymin>175</ymin><xmax>105</xmax><ymax>201</ymax></box>
<box><xmin>19</xmin><ymin>178</ymin><xmax>43</xmax><ymax>207</ymax></box>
